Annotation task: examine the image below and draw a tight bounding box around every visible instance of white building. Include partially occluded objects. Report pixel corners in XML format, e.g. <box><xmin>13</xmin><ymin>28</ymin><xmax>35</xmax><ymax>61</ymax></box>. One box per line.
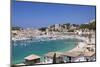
<box><xmin>62</xmin><ymin>51</ymin><xmax>86</xmax><ymax>62</ymax></box>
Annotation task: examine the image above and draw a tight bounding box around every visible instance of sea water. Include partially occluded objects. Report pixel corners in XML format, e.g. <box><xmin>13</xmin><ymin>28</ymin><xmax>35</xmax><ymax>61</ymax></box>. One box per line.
<box><xmin>12</xmin><ymin>38</ymin><xmax>82</xmax><ymax>64</ymax></box>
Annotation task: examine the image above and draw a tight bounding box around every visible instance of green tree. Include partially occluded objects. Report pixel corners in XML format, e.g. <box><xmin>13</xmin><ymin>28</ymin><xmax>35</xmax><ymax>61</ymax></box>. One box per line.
<box><xmin>88</xmin><ymin>21</ymin><xmax>96</xmax><ymax>30</ymax></box>
<box><xmin>12</xmin><ymin>26</ymin><xmax>23</xmax><ymax>30</ymax></box>
<box><xmin>38</xmin><ymin>27</ymin><xmax>47</xmax><ymax>31</ymax></box>
<box><xmin>79</xmin><ymin>24</ymin><xmax>89</xmax><ymax>29</ymax></box>
<box><xmin>79</xmin><ymin>20</ymin><xmax>96</xmax><ymax>30</ymax></box>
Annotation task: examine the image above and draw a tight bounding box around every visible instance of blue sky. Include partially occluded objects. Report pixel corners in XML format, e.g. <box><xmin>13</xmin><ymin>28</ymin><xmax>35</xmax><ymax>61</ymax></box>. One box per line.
<box><xmin>12</xmin><ymin>1</ymin><xmax>96</xmax><ymax>28</ymax></box>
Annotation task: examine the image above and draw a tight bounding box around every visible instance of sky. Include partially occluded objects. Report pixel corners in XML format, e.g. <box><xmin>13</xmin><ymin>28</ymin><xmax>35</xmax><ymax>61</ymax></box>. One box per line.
<box><xmin>12</xmin><ymin>1</ymin><xmax>96</xmax><ymax>28</ymax></box>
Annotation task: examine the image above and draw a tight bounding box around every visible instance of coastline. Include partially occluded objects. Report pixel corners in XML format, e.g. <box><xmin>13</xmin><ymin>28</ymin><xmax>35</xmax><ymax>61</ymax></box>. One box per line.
<box><xmin>12</xmin><ymin>33</ymin><xmax>96</xmax><ymax>65</ymax></box>
<box><xmin>12</xmin><ymin>36</ymin><xmax>80</xmax><ymax>64</ymax></box>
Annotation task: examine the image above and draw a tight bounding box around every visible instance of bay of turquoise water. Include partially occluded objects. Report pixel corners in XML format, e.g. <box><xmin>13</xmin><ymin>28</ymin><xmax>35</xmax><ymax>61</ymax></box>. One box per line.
<box><xmin>12</xmin><ymin>38</ymin><xmax>82</xmax><ymax>64</ymax></box>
